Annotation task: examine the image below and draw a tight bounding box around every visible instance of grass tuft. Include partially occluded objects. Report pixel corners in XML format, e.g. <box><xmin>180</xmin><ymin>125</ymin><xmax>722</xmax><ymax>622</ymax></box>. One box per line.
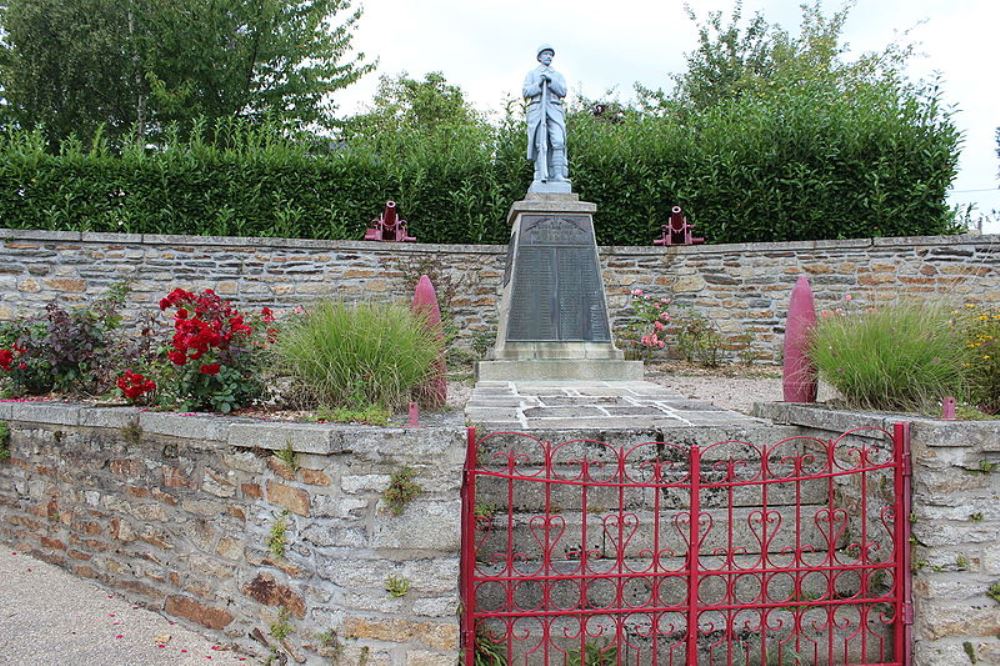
<box><xmin>272</xmin><ymin>301</ymin><xmax>442</xmax><ymax>412</ymax></box>
<box><xmin>808</xmin><ymin>302</ymin><xmax>966</xmax><ymax>413</ymax></box>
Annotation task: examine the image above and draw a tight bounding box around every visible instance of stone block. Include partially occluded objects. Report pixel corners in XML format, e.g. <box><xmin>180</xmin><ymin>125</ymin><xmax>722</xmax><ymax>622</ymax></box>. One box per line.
<box><xmin>312</xmin><ymin>495</ymin><xmax>368</xmax><ymax>519</ymax></box>
<box><xmin>266</xmin><ymin>481</ymin><xmax>310</xmax><ymax>516</ymax></box>
<box><xmin>79</xmin><ymin>407</ymin><xmax>139</xmax><ymax>429</ymax></box>
<box><xmin>164</xmin><ymin>594</ymin><xmax>234</xmax><ymax>629</ymax></box>
<box><xmin>371</xmin><ymin>499</ymin><xmax>461</xmax><ymax>551</ymax></box>
<box><xmin>911</xmin><ymin>420</ymin><xmax>1000</xmax><ymax>451</ymax></box>
<box><xmin>139</xmin><ymin>411</ymin><xmax>229</xmax><ymax>443</ymax></box>
<box><xmin>406</xmin><ymin>650</ymin><xmax>456</xmax><ymax>666</ymax></box>
<box><xmin>228</xmin><ymin>422</ymin><xmax>345</xmax><ymax>454</ymax></box>
<box><xmin>9</xmin><ymin>402</ymin><xmax>81</xmax><ymax>426</ymax></box>
<box><xmin>342</xmin><ymin>616</ymin><xmax>459</xmax><ymax>651</ymax></box>
<box><xmin>242</xmin><ymin>572</ymin><xmax>306</xmax><ymax>618</ymax></box>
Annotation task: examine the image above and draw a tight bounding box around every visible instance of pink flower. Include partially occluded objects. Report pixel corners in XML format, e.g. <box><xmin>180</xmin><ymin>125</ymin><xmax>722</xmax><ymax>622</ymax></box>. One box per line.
<box><xmin>657</xmin><ymin>340</ymin><xmax>665</xmax><ymax>348</ymax></box>
<box><xmin>630</xmin><ymin>288</ymin><xmax>643</xmax><ymax>297</ymax></box>
<box><xmin>654</xmin><ymin>321</ymin><xmax>665</xmax><ymax>331</ymax></box>
<box><xmin>659</xmin><ymin>312</ymin><xmax>670</xmax><ymax>322</ymax></box>
<box><xmin>844</xmin><ymin>294</ymin><xmax>853</xmax><ymax>302</ymax></box>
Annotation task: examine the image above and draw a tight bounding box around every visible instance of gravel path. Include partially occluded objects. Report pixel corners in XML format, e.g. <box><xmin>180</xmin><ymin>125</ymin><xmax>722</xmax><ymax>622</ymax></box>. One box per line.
<box><xmin>0</xmin><ymin>549</ymin><xmax>248</xmax><ymax>665</ymax></box>
<box><xmin>644</xmin><ymin>366</ymin><xmax>839</xmax><ymax>414</ymax></box>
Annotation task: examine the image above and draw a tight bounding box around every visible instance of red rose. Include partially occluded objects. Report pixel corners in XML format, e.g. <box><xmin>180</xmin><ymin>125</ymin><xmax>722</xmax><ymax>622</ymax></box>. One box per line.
<box><xmin>261</xmin><ymin>307</ymin><xmax>275</xmax><ymax>323</ymax></box>
<box><xmin>117</xmin><ymin>370</ymin><xmax>156</xmax><ymax>401</ymax></box>
<box><xmin>0</xmin><ymin>348</ymin><xmax>13</xmax><ymax>372</ymax></box>
<box><xmin>199</xmin><ymin>363</ymin><xmax>221</xmax><ymax>375</ymax></box>
<box><xmin>167</xmin><ymin>350</ymin><xmax>187</xmax><ymax>366</ymax></box>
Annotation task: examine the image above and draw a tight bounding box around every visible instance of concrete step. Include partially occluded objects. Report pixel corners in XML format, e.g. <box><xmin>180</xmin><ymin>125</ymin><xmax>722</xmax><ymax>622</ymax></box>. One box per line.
<box><xmin>471</xmin><ymin>554</ymin><xmax>893</xmax><ymax>614</ymax></box>
<box><xmin>476</xmin><ymin>608</ymin><xmax>896</xmax><ymax>665</ymax></box>
<box><xmin>474</xmin><ymin>425</ymin><xmax>817</xmax><ymax>464</ymax></box>
<box><xmin>473</xmin><ymin>504</ymin><xmax>856</xmax><ymax>560</ymax></box>
<box><xmin>473</xmin><ymin>468</ymin><xmax>830</xmax><ymax>511</ymax></box>
<box><xmin>476</xmin><ymin>359</ymin><xmax>645</xmax><ymax>381</ymax></box>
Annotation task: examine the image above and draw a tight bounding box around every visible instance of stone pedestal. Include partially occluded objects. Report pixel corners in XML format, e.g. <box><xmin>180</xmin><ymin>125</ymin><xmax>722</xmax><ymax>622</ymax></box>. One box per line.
<box><xmin>478</xmin><ymin>193</ymin><xmax>642</xmax><ymax>381</ymax></box>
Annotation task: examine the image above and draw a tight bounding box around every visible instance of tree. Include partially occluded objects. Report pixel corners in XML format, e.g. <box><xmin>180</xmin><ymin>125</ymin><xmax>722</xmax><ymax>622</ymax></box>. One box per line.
<box><xmin>638</xmin><ymin>0</ymin><xmax>916</xmax><ymax>114</ymax></box>
<box><xmin>341</xmin><ymin>72</ymin><xmax>482</xmax><ymax>140</ymax></box>
<box><xmin>0</xmin><ymin>0</ymin><xmax>374</xmax><ymax>143</ymax></box>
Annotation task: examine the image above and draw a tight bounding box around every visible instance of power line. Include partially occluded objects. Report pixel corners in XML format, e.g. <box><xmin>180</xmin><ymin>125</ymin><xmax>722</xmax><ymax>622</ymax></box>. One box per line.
<box><xmin>951</xmin><ymin>188</ymin><xmax>999</xmax><ymax>194</ymax></box>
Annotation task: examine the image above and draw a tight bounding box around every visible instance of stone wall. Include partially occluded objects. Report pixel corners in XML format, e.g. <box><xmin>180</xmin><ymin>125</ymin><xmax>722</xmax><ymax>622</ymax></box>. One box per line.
<box><xmin>0</xmin><ymin>229</ymin><xmax>996</xmax><ymax>363</ymax></box>
<box><xmin>760</xmin><ymin>404</ymin><xmax>1000</xmax><ymax>666</ymax></box>
<box><xmin>0</xmin><ymin>402</ymin><xmax>466</xmax><ymax>665</ymax></box>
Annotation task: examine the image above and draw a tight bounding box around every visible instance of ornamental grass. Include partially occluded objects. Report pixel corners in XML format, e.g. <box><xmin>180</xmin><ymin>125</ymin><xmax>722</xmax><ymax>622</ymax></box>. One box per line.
<box><xmin>808</xmin><ymin>301</ymin><xmax>967</xmax><ymax>413</ymax></box>
<box><xmin>271</xmin><ymin>301</ymin><xmax>442</xmax><ymax>412</ymax></box>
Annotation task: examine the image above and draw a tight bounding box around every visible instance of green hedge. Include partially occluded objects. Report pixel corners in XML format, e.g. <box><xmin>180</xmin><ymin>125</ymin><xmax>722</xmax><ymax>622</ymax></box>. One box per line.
<box><xmin>0</xmin><ymin>81</ymin><xmax>961</xmax><ymax>245</ymax></box>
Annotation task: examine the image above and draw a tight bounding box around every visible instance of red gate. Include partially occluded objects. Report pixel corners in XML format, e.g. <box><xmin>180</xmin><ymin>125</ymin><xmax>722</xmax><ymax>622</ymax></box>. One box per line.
<box><xmin>460</xmin><ymin>424</ymin><xmax>912</xmax><ymax>665</ymax></box>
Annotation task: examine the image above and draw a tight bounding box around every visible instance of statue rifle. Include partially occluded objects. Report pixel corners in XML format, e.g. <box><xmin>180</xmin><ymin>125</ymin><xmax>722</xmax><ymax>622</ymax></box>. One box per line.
<box><xmin>539</xmin><ymin>75</ymin><xmax>549</xmax><ymax>182</ymax></box>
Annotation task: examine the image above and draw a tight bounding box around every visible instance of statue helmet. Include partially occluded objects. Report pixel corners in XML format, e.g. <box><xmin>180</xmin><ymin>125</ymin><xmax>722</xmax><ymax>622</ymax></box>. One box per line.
<box><xmin>536</xmin><ymin>44</ymin><xmax>555</xmax><ymax>59</ymax></box>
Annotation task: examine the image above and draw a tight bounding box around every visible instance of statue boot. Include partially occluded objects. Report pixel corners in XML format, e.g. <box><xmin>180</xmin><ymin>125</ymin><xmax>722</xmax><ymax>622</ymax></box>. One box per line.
<box><xmin>550</xmin><ymin>149</ymin><xmax>568</xmax><ymax>181</ymax></box>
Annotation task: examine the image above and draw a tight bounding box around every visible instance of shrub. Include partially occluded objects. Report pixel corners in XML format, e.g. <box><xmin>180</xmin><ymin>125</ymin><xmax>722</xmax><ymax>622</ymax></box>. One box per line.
<box><xmin>808</xmin><ymin>301</ymin><xmax>967</xmax><ymax>413</ymax></box>
<box><xmin>959</xmin><ymin>304</ymin><xmax>1000</xmax><ymax>414</ymax></box>
<box><xmin>271</xmin><ymin>301</ymin><xmax>442</xmax><ymax>411</ymax></box>
<box><xmin>615</xmin><ymin>289</ymin><xmax>671</xmax><ymax>361</ymax></box>
<box><xmin>0</xmin><ymin>77</ymin><xmax>960</xmax><ymax>246</ymax></box>
<box><xmin>154</xmin><ymin>288</ymin><xmax>275</xmax><ymax>412</ymax></box>
<box><xmin>674</xmin><ymin>308</ymin><xmax>725</xmax><ymax>368</ymax></box>
<box><xmin>0</xmin><ymin>283</ymin><xmax>133</xmax><ymax>397</ymax></box>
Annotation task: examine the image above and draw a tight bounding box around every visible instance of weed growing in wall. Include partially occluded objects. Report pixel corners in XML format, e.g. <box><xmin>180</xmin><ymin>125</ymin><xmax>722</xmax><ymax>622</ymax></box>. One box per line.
<box><xmin>270</xmin><ymin>606</ymin><xmax>294</xmax><ymax>641</ymax></box>
<box><xmin>267</xmin><ymin>511</ymin><xmax>290</xmax><ymax>559</ymax></box>
<box><xmin>384</xmin><ymin>574</ymin><xmax>411</xmax><ymax>599</ymax></box>
<box><xmin>0</xmin><ymin>421</ymin><xmax>9</xmax><ymax>461</ymax></box>
<box><xmin>382</xmin><ymin>467</ymin><xmax>422</xmax><ymax>516</ymax></box>
<box><xmin>273</xmin><ymin>441</ymin><xmax>299</xmax><ymax>473</ymax></box>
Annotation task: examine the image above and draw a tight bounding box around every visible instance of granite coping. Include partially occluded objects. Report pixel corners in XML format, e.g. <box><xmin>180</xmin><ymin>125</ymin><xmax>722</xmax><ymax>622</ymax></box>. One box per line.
<box><xmin>0</xmin><ymin>400</ymin><xmax>466</xmax><ymax>455</ymax></box>
<box><xmin>2</xmin><ymin>228</ymin><xmax>993</xmax><ymax>256</ymax></box>
<box><xmin>755</xmin><ymin>402</ymin><xmax>1000</xmax><ymax>449</ymax></box>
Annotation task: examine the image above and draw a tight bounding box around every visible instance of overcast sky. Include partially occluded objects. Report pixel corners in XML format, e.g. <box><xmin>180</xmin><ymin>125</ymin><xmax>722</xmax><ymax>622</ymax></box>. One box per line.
<box><xmin>332</xmin><ymin>0</ymin><xmax>999</xmax><ymax>234</ymax></box>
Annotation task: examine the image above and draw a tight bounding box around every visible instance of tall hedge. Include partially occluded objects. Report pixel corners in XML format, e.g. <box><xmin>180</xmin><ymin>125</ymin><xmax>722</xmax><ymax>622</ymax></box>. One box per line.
<box><xmin>0</xmin><ymin>79</ymin><xmax>961</xmax><ymax>245</ymax></box>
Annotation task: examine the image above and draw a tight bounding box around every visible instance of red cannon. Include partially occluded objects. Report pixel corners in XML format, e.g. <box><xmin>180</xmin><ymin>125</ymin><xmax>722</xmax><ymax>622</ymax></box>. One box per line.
<box><xmin>653</xmin><ymin>205</ymin><xmax>704</xmax><ymax>246</ymax></box>
<box><xmin>363</xmin><ymin>201</ymin><xmax>416</xmax><ymax>242</ymax></box>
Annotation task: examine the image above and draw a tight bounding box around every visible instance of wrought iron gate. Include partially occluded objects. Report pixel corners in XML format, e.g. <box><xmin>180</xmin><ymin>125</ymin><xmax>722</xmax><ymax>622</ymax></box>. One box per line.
<box><xmin>460</xmin><ymin>424</ymin><xmax>912</xmax><ymax>665</ymax></box>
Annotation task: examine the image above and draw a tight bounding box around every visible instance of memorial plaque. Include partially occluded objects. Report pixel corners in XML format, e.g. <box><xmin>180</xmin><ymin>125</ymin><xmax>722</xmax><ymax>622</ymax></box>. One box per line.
<box><xmin>521</xmin><ymin>215</ymin><xmax>592</xmax><ymax>245</ymax></box>
<box><xmin>505</xmin><ymin>215</ymin><xmax>611</xmax><ymax>342</ymax></box>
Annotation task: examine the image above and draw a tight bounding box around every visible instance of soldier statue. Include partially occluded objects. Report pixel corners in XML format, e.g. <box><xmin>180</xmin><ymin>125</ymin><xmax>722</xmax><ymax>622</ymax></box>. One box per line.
<box><xmin>523</xmin><ymin>44</ymin><xmax>569</xmax><ymax>188</ymax></box>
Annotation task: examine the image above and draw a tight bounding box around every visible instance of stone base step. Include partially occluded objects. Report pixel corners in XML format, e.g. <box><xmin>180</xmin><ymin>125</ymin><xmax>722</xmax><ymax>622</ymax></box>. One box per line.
<box><xmin>476</xmin><ymin>359</ymin><xmax>645</xmax><ymax>381</ymax></box>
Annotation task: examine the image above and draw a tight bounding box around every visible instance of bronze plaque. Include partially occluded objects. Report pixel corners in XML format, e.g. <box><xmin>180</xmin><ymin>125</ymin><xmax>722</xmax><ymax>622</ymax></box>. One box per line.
<box><xmin>506</xmin><ymin>215</ymin><xmax>611</xmax><ymax>342</ymax></box>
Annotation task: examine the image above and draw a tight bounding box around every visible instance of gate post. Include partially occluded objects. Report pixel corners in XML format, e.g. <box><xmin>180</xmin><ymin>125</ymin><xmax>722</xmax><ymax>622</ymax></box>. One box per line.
<box><xmin>461</xmin><ymin>426</ymin><xmax>478</xmax><ymax>665</ymax></box>
<box><xmin>686</xmin><ymin>445</ymin><xmax>702</xmax><ymax>664</ymax></box>
<box><xmin>892</xmin><ymin>422</ymin><xmax>913</xmax><ymax>665</ymax></box>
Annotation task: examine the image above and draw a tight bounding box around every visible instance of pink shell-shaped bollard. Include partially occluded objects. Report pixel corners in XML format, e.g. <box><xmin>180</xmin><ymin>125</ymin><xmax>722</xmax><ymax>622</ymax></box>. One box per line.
<box><xmin>412</xmin><ymin>275</ymin><xmax>447</xmax><ymax>409</ymax></box>
<box><xmin>782</xmin><ymin>276</ymin><xmax>818</xmax><ymax>403</ymax></box>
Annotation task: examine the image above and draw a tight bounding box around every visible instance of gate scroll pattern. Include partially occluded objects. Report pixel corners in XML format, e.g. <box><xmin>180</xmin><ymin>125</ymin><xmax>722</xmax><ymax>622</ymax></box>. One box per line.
<box><xmin>460</xmin><ymin>424</ymin><xmax>912</xmax><ymax>665</ymax></box>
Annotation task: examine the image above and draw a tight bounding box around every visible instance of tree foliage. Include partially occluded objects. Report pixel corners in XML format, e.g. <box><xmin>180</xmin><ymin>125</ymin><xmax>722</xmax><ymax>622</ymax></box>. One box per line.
<box><xmin>0</xmin><ymin>0</ymin><xmax>373</xmax><ymax>143</ymax></box>
<box><xmin>0</xmin><ymin>1</ymin><xmax>963</xmax><ymax>244</ymax></box>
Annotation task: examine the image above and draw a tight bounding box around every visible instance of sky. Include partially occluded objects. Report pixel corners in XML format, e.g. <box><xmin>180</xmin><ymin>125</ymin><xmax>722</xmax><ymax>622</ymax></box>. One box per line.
<box><xmin>331</xmin><ymin>0</ymin><xmax>1000</xmax><ymax>234</ymax></box>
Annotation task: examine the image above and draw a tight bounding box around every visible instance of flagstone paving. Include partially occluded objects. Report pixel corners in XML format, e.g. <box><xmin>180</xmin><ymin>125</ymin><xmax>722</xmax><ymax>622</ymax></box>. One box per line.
<box><xmin>465</xmin><ymin>380</ymin><xmax>764</xmax><ymax>430</ymax></box>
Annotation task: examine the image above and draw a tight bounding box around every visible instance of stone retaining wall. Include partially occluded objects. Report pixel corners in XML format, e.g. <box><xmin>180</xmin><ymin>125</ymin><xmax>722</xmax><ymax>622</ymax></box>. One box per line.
<box><xmin>3</xmin><ymin>402</ymin><xmax>998</xmax><ymax>663</ymax></box>
<box><xmin>0</xmin><ymin>229</ymin><xmax>996</xmax><ymax>363</ymax></box>
<box><xmin>0</xmin><ymin>402</ymin><xmax>466</xmax><ymax>665</ymax></box>
<box><xmin>759</xmin><ymin>404</ymin><xmax>1000</xmax><ymax>665</ymax></box>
